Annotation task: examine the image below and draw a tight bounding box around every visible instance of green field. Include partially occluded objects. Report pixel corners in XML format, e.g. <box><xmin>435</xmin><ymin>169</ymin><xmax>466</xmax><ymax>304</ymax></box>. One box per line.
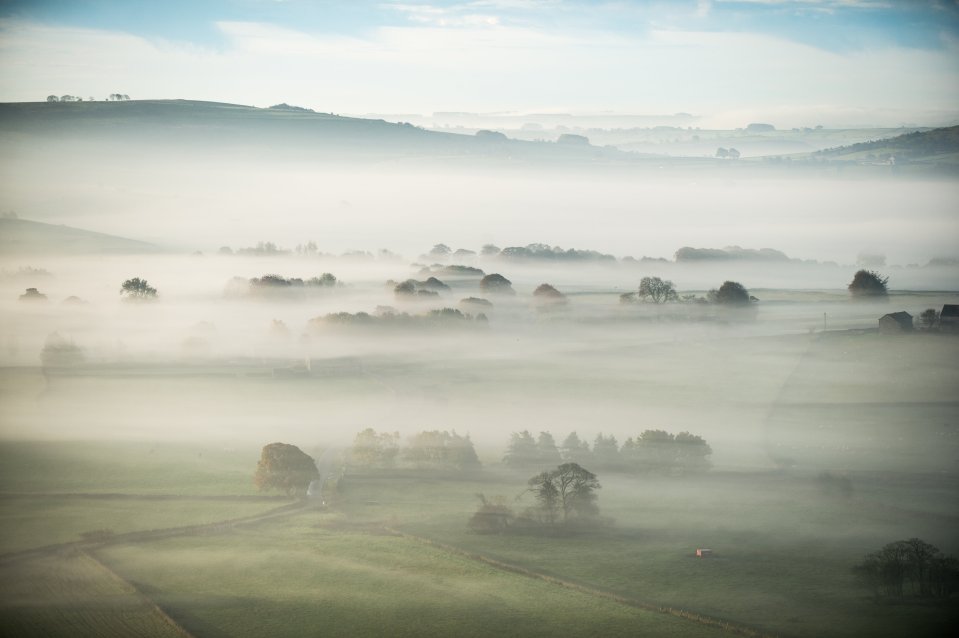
<box><xmin>0</xmin><ymin>327</ymin><xmax>957</xmax><ymax>636</ymax></box>
<box><xmin>95</xmin><ymin>513</ymin><xmax>724</xmax><ymax>638</ymax></box>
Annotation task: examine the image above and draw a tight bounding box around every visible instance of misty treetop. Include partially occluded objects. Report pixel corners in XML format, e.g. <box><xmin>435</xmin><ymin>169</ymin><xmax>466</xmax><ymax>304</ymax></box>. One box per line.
<box><xmin>350</xmin><ymin>428</ymin><xmax>480</xmax><ymax>471</ymax></box>
<box><xmin>479</xmin><ymin>273</ymin><xmax>515</xmax><ymax>295</ymax></box>
<box><xmin>526</xmin><ymin>462</ymin><xmax>601</xmax><ymax>526</ymax></box>
<box><xmin>309</xmin><ymin>307</ymin><xmax>487</xmax><ymax>331</ymax></box>
<box><xmin>848</xmin><ymin>269</ymin><xmax>889</xmax><ymax>298</ymax></box>
<box><xmin>253</xmin><ymin>442</ymin><xmax>319</xmax><ymax>498</ymax></box>
<box><xmin>708</xmin><ymin>281</ymin><xmax>753</xmax><ymax>305</ymax></box>
<box><xmin>120</xmin><ymin>277</ymin><xmax>157</xmax><ymax>301</ymax></box>
<box><xmin>391</xmin><ymin>276</ymin><xmax>451</xmax><ymax>298</ymax></box>
<box><xmin>854</xmin><ymin>538</ymin><xmax>959</xmax><ymax>600</ymax></box>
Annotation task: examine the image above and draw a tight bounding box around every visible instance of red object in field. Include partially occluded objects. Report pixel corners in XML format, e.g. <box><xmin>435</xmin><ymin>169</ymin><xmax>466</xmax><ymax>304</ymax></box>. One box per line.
<box><xmin>696</xmin><ymin>548</ymin><xmax>713</xmax><ymax>557</ymax></box>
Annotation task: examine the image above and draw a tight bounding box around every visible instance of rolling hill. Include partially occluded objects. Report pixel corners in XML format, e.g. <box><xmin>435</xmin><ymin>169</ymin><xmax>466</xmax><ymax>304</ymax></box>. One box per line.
<box><xmin>814</xmin><ymin>125</ymin><xmax>959</xmax><ymax>165</ymax></box>
<box><xmin>0</xmin><ymin>217</ymin><xmax>161</xmax><ymax>255</ymax></box>
<box><xmin>0</xmin><ymin>100</ymin><xmax>627</xmax><ymax>165</ymax></box>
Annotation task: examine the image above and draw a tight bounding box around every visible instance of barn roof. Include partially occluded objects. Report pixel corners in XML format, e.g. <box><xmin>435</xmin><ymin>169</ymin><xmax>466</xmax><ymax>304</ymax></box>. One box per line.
<box><xmin>942</xmin><ymin>304</ymin><xmax>959</xmax><ymax>318</ymax></box>
<box><xmin>880</xmin><ymin>311</ymin><xmax>912</xmax><ymax>327</ymax></box>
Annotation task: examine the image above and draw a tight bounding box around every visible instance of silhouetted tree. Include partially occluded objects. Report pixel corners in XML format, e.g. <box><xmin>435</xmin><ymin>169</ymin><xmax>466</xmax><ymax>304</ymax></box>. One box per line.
<box><xmin>120</xmin><ymin>277</ymin><xmax>157</xmax><ymax>301</ymax></box>
<box><xmin>637</xmin><ymin>277</ymin><xmax>678</xmax><ymax>303</ymax></box>
<box><xmin>848</xmin><ymin>270</ymin><xmax>889</xmax><ymax>298</ymax></box>
<box><xmin>712</xmin><ymin>280</ymin><xmax>750</xmax><ymax>305</ymax></box>
<box><xmin>480</xmin><ymin>273</ymin><xmax>515</xmax><ymax>295</ymax></box>
<box><xmin>253</xmin><ymin>442</ymin><xmax>319</xmax><ymax>497</ymax></box>
<box><xmin>919</xmin><ymin>308</ymin><xmax>939</xmax><ymax>329</ymax></box>
<box><xmin>533</xmin><ymin>283</ymin><xmax>566</xmax><ymax>300</ymax></box>
<box><xmin>528</xmin><ymin>463</ymin><xmax>600</xmax><ymax>525</ymax></box>
<box><xmin>19</xmin><ymin>288</ymin><xmax>47</xmax><ymax>302</ymax></box>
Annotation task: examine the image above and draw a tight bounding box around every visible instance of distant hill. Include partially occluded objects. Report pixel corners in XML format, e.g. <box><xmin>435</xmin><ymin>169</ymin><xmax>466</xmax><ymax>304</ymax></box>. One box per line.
<box><xmin>815</xmin><ymin>125</ymin><xmax>959</xmax><ymax>164</ymax></box>
<box><xmin>0</xmin><ymin>217</ymin><xmax>160</xmax><ymax>255</ymax></box>
<box><xmin>0</xmin><ymin>99</ymin><xmax>627</xmax><ymax>165</ymax></box>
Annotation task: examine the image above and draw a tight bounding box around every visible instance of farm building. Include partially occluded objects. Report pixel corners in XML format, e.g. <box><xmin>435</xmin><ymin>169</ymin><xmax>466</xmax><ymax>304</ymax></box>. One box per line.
<box><xmin>696</xmin><ymin>548</ymin><xmax>713</xmax><ymax>558</ymax></box>
<box><xmin>879</xmin><ymin>311</ymin><xmax>912</xmax><ymax>334</ymax></box>
<box><xmin>941</xmin><ymin>304</ymin><xmax>959</xmax><ymax>333</ymax></box>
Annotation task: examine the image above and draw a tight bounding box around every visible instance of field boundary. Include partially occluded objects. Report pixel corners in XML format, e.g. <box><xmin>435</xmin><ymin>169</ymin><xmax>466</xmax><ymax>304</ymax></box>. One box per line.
<box><xmin>385</xmin><ymin>527</ymin><xmax>783</xmax><ymax>638</ymax></box>
<box><xmin>0</xmin><ymin>499</ymin><xmax>309</xmax><ymax>565</ymax></box>
<box><xmin>81</xmin><ymin>549</ymin><xmax>197</xmax><ymax>638</ymax></box>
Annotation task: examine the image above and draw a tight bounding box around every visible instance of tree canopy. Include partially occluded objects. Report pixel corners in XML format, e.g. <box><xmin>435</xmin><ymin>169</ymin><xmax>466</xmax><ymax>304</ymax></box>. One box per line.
<box><xmin>854</xmin><ymin>538</ymin><xmax>959</xmax><ymax>599</ymax></box>
<box><xmin>527</xmin><ymin>462</ymin><xmax>601</xmax><ymax>525</ymax></box>
<box><xmin>712</xmin><ymin>280</ymin><xmax>750</xmax><ymax>305</ymax></box>
<box><xmin>637</xmin><ymin>277</ymin><xmax>678</xmax><ymax>304</ymax></box>
<box><xmin>253</xmin><ymin>443</ymin><xmax>319</xmax><ymax>497</ymax></box>
<box><xmin>848</xmin><ymin>269</ymin><xmax>889</xmax><ymax>298</ymax></box>
<box><xmin>480</xmin><ymin>273</ymin><xmax>515</xmax><ymax>295</ymax></box>
<box><xmin>120</xmin><ymin>277</ymin><xmax>157</xmax><ymax>301</ymax></box>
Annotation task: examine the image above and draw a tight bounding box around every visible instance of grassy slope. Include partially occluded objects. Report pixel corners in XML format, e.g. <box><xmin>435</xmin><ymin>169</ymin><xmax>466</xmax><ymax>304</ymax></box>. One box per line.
<box><xmin>336</xmin><ymin>469</ymin><xmax>959</xmax><ymax>638</ymax></box>
<box><xmin>0</xmin><ymin>100</ymin><xmax>623</xmax><ymax>165</ymax></box>
<box><xmin>0</xmin><ymin>552</ymin><xmax>184</xmax><ymax>638</ymax></box>
<box><xmin>0</xmin><ymin>217</ymin><xmax>161</xmax><ymax>255</ymax></box>
<box><xmin>98</xmin><ymin>512</ymin><xmax>723</xmax><ymax>638</ymax></box>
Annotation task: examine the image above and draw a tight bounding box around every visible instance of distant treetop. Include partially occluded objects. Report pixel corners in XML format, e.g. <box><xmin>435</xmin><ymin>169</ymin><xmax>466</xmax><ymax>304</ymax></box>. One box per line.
<box><xmin>268</xmin><ymin>103</ymin><xmax>315</xmax><ymax>112</ymax></box>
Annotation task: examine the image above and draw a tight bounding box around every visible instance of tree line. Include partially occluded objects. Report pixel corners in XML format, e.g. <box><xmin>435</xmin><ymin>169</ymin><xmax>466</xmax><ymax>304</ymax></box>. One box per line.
<box><xmin>854</xmin><ymin>538</ymin><xmax>959</xmax><ymax>600</ymax></box>
<box><xmin>351</xmin><ymin>428</ymin><xmax>480</xmax><ymax>471</ymax></box>
<box><xmin>503</xmin><ymin>429</ymin><xmax>712</xmax><ymax>474</ymax></box>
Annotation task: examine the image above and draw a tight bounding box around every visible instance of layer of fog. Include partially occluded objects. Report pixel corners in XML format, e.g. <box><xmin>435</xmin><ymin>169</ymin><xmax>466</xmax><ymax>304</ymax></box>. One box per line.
<box><xmin>2</xmin><ymin>146</ymin><xmax>958</xmax><ymax>267</ymax></box>
<box><xmin>2</xmin><ymin>252</ymin><xmax>957</xmax><ymax>479</ymax></box>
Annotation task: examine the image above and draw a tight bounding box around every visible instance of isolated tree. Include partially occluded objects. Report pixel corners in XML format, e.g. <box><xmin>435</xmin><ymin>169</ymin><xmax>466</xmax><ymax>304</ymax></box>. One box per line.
<box><xmin>533</xmin><ymin>283</ymin><xmax>566</xmax><ymax>302</ymax></box>
<box><xmin>848</xmin><ymin>270</ymin><xmax>889</xmax><ymax>298</ymax></box>
<box><xmin>918</xmin><ymin>308</ymin><xmax>940</xmax><ymax>330</ymax></box>
<box><xmin>480</xmin><ymin>273</ymin><xmax>515</xmax><ymax>295</ymax></box>
<box><xmin>528</xmin><ymin>463</ymin><xmax>601</xmax><ymax>525</ymax></box>
<box><xmin>18</xmin><ymin>288</ymin><xmax>47</xmax><ymax>302</ymax></box>
<box><xmin>712</xmin><ymin>280</ymin><xmax>750</xmax><ymax>305</ymax></box>
<box><xmin>715</xmin><ymin>147</ymin><xmax>729</xmax><ymax>158</ymax></box>
<box><xmin>727</xmin><ymin>148</ymin><xmax>740</xmax><ymax>159</ymax></box>
<box><xmin>253</xmin><ymin>442</ymin><xmax>319</xmax><ymax>497</ymax></box>
<box><xmin>637</xmin><ymin>276</ymin><xmax>678</xmax><ymax>304</ymax></box>
<box><xmin>480</xmin><ymin>244</ymin><xmax>501</xmax><ymax>256</ymax></box>
<box><xmin>429</xmin><ymin>243</ymin><xmax>452</xmax><ymax>257</ymax></box>
<box><xmin>120</xmin><ymin>277</ymin><xmax>157</xmax><ymax>301</ymax></box>
<box><xmin>46</xmin><ymin>95</ymin><xmax>59</xmax><ymax>102</ymax></box>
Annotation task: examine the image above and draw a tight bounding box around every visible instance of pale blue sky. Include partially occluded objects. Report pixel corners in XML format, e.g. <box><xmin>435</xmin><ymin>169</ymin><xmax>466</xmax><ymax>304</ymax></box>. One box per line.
<box><xmin>1</xmin><ymin>0</ymin><xmax>957</xmax><ymax>125</ymax></box>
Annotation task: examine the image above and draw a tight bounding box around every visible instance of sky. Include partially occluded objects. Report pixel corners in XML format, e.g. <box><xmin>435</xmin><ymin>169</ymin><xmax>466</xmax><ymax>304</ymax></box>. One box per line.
<box><xmin>1</xmin><ymin>0</ymin><xmax>958</xmax><ymax>127</ymax></box>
